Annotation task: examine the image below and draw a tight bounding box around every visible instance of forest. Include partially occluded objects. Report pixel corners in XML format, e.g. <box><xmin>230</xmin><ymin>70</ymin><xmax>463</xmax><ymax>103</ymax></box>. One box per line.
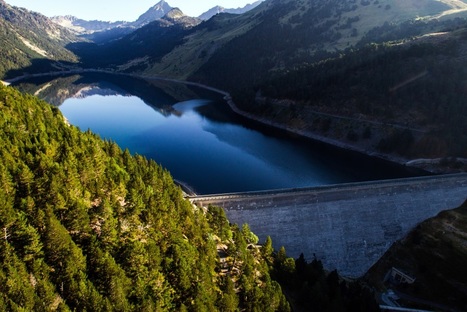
<box><xmin>229</xmin><ymin>22</ymin><xmax>467</xmax><ymax>161</ymax></box>
<box><xmin>0</xmin><ymin>84</ymin><xmax>379</xmax><ymax>310</ymax></box>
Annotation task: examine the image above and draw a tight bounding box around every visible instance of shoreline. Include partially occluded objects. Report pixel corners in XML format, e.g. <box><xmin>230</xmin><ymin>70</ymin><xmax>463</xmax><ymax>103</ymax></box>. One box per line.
<box><xmin>223</xmin><ymin>97</ymin><xmax>467</xmax><ymax>174</ymax></box>
<box><xmin>6</xmin><ymin>69</ymin><xmax>454</xmax><ymax>174</ymax></box>
<box><xmin>221</xmin><ymin>95</ymin><xmax>427</xmax><ymax>172</ymax></box>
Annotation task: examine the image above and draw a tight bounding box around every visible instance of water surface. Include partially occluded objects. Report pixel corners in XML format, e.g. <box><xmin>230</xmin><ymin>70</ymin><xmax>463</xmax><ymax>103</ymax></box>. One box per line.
<box><xmin>15</xmin><ymin>74</ymin><xmax>420</xmax><ymax>194</ymax></box>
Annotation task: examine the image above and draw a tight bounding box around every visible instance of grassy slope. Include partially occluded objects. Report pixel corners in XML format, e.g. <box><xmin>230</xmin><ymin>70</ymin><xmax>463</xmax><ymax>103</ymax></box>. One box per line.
<box><xmin>143</xmin><ymin>11</ymin><xmax>263</xmax><ymax>79</ymax></box>
<box><xmin>0</xmin><ymin>2</ymin><xmax>78</xmax><ymax>79</ymax></box>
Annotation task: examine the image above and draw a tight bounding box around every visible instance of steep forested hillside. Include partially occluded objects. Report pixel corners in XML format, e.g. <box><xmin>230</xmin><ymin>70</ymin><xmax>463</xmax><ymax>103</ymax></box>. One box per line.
<box><xmin>0</xmin><ymin>1</ymin><xmax>78</xmax><ymax>79</ymax></box>
<box><xmin>0</xmin><ymin>84</ymin><xmax>291</xmax><ymax>311</ymax></box>
<box><xmin>231</xmin><ymin>22</ymin><xmax>467</xmax><ymax>168</ymax></box>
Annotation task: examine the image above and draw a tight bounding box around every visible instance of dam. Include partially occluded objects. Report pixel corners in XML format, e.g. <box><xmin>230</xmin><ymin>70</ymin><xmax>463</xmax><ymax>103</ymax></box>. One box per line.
<box><xmin>189</xmin><ymin>174</ymin><xmax>467</xmax><ymax>277</ymax></box>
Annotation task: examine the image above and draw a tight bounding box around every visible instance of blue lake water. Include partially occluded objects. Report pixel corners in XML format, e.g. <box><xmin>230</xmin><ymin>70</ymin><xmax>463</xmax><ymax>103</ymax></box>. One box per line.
<box><xmin>16</xmin><ymin>74</ymin><xmax>421</xmax><ymax>194</ymax></box>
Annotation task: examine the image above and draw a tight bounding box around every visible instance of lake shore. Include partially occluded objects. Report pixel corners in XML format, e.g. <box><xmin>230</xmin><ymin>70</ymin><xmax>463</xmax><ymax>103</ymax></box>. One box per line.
<box><xmin>7</xmin><ymin>69</ymin><xmax>458</xmax><ymax>174</ymax></box>
<box><xmin>221</xmin><ymin>95</ymin><xmax>465</xmax><ymax>174</ymax></box>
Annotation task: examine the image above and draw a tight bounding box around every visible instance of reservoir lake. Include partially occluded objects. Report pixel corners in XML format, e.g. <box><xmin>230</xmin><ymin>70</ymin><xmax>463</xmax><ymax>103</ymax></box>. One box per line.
<box><xmin>14</xmin><ymin>73</ymin><xmax>421</xmax><ymax>194</ymax></box>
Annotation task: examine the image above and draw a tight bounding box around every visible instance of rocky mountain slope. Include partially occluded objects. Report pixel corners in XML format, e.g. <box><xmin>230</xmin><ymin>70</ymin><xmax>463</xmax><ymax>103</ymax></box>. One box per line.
<box><xmin>52</xmin><ymin>0</ymin><xmax>173</xmax><ymax>34</ymax></box>
<box><xmin>51</xmin><ymin>15</ymin><xmax>129</xmax><ymax>34</ymax></box>
<box><xmin>133</xmin><ymin>0</ymin><xmax>174</xmax><ymax>28</ymax></box>
<box><xmin>101</xmin><ymin>0</ymin><xmax>467</xmax><ymax>82</ymax></box>
<box><xmin>190</xmin><ymin>0</ymin><xmax>467</xmax><ymax>88</ymax></box>
<box><xmin>365</xmin><ymin>200</ymin><xmax>467</xmax><ymax>311</ymax></box>
<box><xmin>198</xmin><ymin>1</ymin><xmax>264</xmax><ymax>20</ymax></box>
<box><xmin>51</xmin><ymin>1</ymin><xmax>200</xmax><ymax>43</ymax></box>
<box><xmin>0</xmin><ymin>0</ymin><xmax>79</xmax><ymax>78</ymax></box>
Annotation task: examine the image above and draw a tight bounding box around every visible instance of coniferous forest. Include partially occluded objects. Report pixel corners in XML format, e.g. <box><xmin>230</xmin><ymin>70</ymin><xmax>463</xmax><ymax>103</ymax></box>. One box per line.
<box><xmin>0</xmin><ymin>83</ymin><xmax>288</xmax><ymax>311</ymax></box>
<box><xmin>0</xmin><ymin>84</ymin><xmax>379</xmax><ymax>310</ymax></box>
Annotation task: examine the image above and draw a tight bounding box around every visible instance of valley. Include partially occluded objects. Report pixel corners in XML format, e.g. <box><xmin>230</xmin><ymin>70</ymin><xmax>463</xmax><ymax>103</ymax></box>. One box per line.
<box><xmin>2</xmin><ymin>0</ymin><xmax>467</xmax><ymax>310</ymax></box>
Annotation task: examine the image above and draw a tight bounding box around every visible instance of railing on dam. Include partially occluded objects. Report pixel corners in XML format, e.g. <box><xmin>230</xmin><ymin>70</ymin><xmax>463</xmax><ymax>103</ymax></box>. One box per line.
<box><xmin>188</xmin><ymin>173</ymin><xmax>467</xmax><ymax>202</ymax></box>
<box><xmin>188</xmin><ymin>173</ymin><xmax>467</xmax><ymax>277</ymax></box>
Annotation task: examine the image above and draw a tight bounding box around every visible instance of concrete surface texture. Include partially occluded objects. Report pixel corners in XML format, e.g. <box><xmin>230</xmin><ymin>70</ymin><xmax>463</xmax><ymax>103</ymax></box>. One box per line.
<box><xmin>190</xmin><ymin>174</ymin><xmax>467</xmax><ymax>277</ymax></box>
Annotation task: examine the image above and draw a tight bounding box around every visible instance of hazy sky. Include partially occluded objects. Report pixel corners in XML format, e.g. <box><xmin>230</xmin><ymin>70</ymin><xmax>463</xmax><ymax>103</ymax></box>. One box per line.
<box><xmin>4</xmin><ymin>0</ymin><xmax>261</xmax><ymax>21</ymax></box>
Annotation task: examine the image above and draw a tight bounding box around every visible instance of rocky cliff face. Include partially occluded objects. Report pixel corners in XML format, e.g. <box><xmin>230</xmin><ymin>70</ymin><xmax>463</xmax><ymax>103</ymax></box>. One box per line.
<box><xmin>160</xmin><ymin>8</ymin><xmax>201</xmax><ymax>28</ymax></box>
<box><xmin>133</xmin><ymin>0</ymin><xmax>173</xmax><ymax>27</ymax></box>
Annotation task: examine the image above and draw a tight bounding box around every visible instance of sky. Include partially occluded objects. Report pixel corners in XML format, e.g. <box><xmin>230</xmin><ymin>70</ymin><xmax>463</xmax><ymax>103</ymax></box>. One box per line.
<box><xmin>4</xmin><ymin>0</ymin><xmax>261</xmax><ymax>21</ymax></box>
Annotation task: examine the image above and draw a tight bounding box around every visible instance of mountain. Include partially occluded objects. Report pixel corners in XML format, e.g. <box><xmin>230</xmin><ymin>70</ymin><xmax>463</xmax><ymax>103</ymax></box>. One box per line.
<box><xmin>50</xmin><ymin>15</ymin><xmax>129</xmax><ymax>34</ymax></box>
<box><xmin>66</xmin><ymin>0</ymin><xmax>467</xmax><ymax>88</ymax></box>
<box><xmin>66</xmin><ymin>8</ymin><xmax>201</xmax><ymax>70</ymax></box>
<box><xmin>51</xmin><ymin>2</ymin><xmax>198</xmax><ymax>43</ymax></box>
<box><xmin>190</xmin><ymin>0</ymin><xmax>467</xmax><ymax>88</ymax></box>
<box><xmin>0</xmin><ymin>1</ymin><xmax>79</xmax><ymax>78</ymax></box>
<box><xmin>231</xmin><ymin>24</ymin><xmax>467</xmax><ymax>167</ymax></box>
<box><xmin>133</xmin><ymin>0</ymin><xmax>173</xmax><ymax>28</ymax></box>
<box><xmin>112</xmin><ymin>0</ymin><xmax>466</xmax><ymax>83</ymax></box>
<box><xmin>365</xmin><ymin>200</ymin><xmax>467</xmax><ymax>311</ymax></box>
<box><xmin>185</xmin><ymin>0</ymin><xmax>467</xmax><ymax>168</ymax></box>
<box><xmin>198</xmin><ymin>1</ymin><xmax>264</xmax><ymax>20</ymax></box>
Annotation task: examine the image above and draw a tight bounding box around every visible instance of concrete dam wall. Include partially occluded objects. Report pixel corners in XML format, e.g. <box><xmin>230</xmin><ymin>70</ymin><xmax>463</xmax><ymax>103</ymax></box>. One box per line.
<box><xmin>190</xmin><ymin>174</ymin><xmax>467</xmax><ymax>277</ymax></box>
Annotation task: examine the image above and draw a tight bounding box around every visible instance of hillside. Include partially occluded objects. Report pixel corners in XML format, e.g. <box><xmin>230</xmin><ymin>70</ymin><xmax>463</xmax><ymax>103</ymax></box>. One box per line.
<box><xmin>0</xmin><ymin>1</ymin><xmax>79</xmax><ymax>79</ymax></box>
<box><xmin>190</xmin><ymin>0</ymin><xmax>467</xmax><ymax>90</ymax></box>
<box><xmin>0</xmin><ymin>81</ymin><xmax>383</xmax><ymax>311</ymax></box>
<box><xmin>67</xmin><ymin>9</ymin><xmax>200</xmax><ymax>70</ymax></box>
<box><xmin>365</xmin><ymin>200</ymin><xmax>467</xmax><ymax>311</ymax></box>
<box><xmin>18</xmin><ymin>0</ymin><xmax>467</xmax><ymax>80</ymax></box>
<box><xmin>83</xmin><ymin>0</ymin><xmax>467</xmax><ymax>89</ymax></box>
<box><xmin>0</xmin><ymin>83</ymin><xmax>293</xmax><ymax>311</ymax></box>
<box><xmin>231</xmin><ymin>22</ymin><xmax>467</xmax><ymax>170</ymax></box>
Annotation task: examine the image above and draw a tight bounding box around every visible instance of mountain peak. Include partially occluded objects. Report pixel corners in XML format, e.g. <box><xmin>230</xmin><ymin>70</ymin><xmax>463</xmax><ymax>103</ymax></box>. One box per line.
<box><xmin>134</xmin><ymin>0</ymin><xmax>173</xmax><ymax>27</ymax></box>
<box><xmin>159</xmin><ymin>8</ymin><xmax>201</xmax><ymax>28</ymax></box>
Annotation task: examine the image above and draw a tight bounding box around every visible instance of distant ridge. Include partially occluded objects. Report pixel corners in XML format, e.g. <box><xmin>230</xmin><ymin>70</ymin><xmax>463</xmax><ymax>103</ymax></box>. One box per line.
<box><xmin>198</xmin><ymin>1</ymin><xmax>264</xmax><ymax>20</ymax></box>
<box><xmin>51</xmin><ymin>15</ymin><xmax>128</xmax><ymax>34</ymax></box>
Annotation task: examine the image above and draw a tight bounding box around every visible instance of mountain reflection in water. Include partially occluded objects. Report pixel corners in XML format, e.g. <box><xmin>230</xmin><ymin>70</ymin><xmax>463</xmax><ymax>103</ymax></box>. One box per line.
<box><xmin>13</xmin><ymin>73</ymin><xmax>421</xmax><ymax>194</ymax></box>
